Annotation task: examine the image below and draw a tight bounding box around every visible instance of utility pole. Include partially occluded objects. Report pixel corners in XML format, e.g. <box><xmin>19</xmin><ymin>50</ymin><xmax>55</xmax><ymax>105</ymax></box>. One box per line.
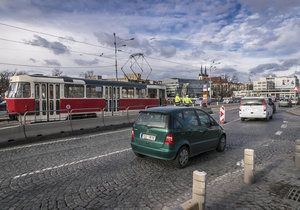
<box><xmin>113</xmin><ymin>33</ymin><xmax>134</xmax><ymax>81</ymax></box>
<box><xmin>113</xmin><ymin>33</ymin><xmax>118</xmax><ymax>81</ymax></box>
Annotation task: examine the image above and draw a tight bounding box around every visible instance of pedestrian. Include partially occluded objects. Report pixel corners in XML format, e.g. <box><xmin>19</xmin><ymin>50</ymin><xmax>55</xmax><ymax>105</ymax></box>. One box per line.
<box><xmin>174</xmin><ymin>93</ymin><xmax>181</xmax><ymax>106</ymax></box>
<box><xmin>183</xmin><ymin>95</ymin><xmax>193</xmax><ymax>107</ymax></box>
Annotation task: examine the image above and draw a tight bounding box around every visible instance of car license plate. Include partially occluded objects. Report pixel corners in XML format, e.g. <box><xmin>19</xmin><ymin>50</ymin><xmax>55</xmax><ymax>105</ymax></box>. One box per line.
<box><xmin>142</xmin><ymin>134</ymin><xmax>156</xmax><ymax>141</ymax></box>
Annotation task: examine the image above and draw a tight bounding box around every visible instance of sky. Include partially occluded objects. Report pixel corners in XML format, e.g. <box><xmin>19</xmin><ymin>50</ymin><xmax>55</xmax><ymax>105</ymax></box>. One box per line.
<box><xmin>0</xmin><ymin>0</ymin><xmax>300</xmax><ymax>83</ymax></box>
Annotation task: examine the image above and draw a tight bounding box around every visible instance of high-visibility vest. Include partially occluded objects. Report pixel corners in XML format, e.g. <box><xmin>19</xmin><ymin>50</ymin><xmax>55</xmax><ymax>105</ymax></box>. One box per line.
<box><xmin>175</xmin><ymin>96</ymin><xmax>181</xmax><ymax>103</ymax></box>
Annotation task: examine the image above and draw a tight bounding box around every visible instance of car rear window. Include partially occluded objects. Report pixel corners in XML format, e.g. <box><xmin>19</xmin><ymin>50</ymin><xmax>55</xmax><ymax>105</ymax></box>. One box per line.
<box><xmin>241</xmin><ymin>99</ymin><xmax>264</xmax><ymax>105</ymax></box>
<box><xmin>135</xmin><ymin>112</ymin><xmax>168</xmax><ymax>128</ymax></box>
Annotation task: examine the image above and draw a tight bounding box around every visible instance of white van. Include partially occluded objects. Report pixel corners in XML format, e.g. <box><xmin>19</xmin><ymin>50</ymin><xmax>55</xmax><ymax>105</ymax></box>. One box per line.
<box><xmin>239</xmin><ymin>97</ymin><xmax>273</xmax><ymax>121</ymax></box>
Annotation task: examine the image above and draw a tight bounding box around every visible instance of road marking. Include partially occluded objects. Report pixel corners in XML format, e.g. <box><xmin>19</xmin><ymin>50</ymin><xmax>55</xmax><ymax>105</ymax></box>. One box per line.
<box><xmin>208</xmin><ymin>169</ymin><xmax>243</xmax><ymax>186</ymax></box>
<box><xmin>224</xmin><ymin>118</ymin><xmax>240</xmax><ymax>126</ymax></box>
<box><xmin>12</xmin><ymin>148</ymin><xmax>132</xmax><ymax>180</ymax></box>
<box><xmin>0</xmin><ymin>128</ymin><xmax>131</xmax><ymax>152</ymax></box>
<box><xmin>236</xmin><ymin>159</ymin><xmax>244</xmax><ymax>167</ymax></box>
<box><xmin>275</xmin><ymin>131</ymin><xmax>282</xmax><ymax>135</ymax></box>
<box><xmin>0</xmin><ymin>125</ymin><xmax>21</xmax><ymax>130</ymax></box>
<box><xmin>281</xmin><ymin>124</ymin><xmax>287</xmax><ymax>129</ymax></box>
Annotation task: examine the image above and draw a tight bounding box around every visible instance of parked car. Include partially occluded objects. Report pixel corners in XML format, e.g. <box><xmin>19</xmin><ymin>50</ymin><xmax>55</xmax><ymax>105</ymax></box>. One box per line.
<box><xmin>223</xmin><ymin>98</ymin><xmax>233</xmax><ymax>104</ymax></box>
<box><xmin>291</xmin><ymin>98</ymin><xmax>299</xmax><ymax>105</ymax></box>
<box><xmin>268</xmin><ymin>97</ymin><xmax>276</xmax><ymax>113</ymax></box>
<box><xmin>0</xmin><ymin>101</ymin><xmax>6</xmax><ymax>111</ymax></box>
<box><xmin>239</xmin><ymin>97</ymin><xmax>273</xmax><ymax>121</ymax></box>
<box><xmin>131</xmin><ymin>106</ymin><xmax>226</xmax><ymax>168</ymax></box>
<box><xmin>279</xmin><ymin>99</ymin><xmax>292</xmax><ymax>107</ymax></box>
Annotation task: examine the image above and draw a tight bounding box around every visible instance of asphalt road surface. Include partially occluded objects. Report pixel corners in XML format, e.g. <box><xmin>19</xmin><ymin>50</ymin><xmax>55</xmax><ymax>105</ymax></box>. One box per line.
<box><xmin>0</xmin><ymin>107</ymin><xmax>299</xmax><ymax>209</ymax></box>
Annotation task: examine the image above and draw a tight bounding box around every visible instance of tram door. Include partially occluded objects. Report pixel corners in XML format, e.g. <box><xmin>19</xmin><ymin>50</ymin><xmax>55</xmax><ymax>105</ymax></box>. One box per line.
<box><xmin>106</xmin><ymin>86</ymin><xmax>120</xmax><ymax>113</ymax></box>
<box><xmin>34</xmin><ymin>83</ymin><xmax>60</xmax><ymax>121</ymax></box>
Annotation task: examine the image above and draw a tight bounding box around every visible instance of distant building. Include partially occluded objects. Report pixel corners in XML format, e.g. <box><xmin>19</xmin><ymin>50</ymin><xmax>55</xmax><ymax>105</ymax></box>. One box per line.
<box><xmin>252</xmin><ymin>75</ymin><xmax>299</xmax><ymax>99</ymax></box>
<box><xmin>163</xmin><ymin>78</ymin><xmax>209</xmax><ymax>98</ymax></box>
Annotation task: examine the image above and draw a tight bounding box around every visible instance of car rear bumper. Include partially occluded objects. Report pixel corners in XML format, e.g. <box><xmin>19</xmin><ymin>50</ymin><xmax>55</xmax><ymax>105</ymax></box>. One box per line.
<box><xmin>239</xmin><ymin>112</ymin><xmax>267</xmax><ymax>119</ymax></box>
<box><xmin>131</xmin><ymin>142</ymin><xmax>177</xmax><ymax>160</ymax></box>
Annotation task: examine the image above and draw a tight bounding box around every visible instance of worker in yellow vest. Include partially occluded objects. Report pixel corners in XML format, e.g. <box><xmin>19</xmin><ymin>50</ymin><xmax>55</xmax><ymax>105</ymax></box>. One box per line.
<box><xmin>174</xmin><ymin>93</ymin><xmax>181</xmax><ymax>106</ymax></box>
<box><xmin>183</xmin><ymin>95</ymin><xmax>193</xmax><ymax>106</ymax></box>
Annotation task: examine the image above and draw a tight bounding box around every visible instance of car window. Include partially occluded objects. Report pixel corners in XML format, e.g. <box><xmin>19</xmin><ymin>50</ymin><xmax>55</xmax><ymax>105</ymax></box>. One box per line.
<box><xmin>196</xmin><ymin>110</ymin><xmax>211</xmax><ymax>127</ymax></box>
<box><xmin>241</xmin><ymin>98</ymin><xmax>264</xmax><ymax>105</ymax></box>
<box><xmin>173</xmin><ymin>111</ymin><xmax>184</xmax><ymax>129</ymax></box>
<box><xmin>183</xmin><ymin>110</ymin><xmax>199</xmax><ymax>127</ymax></box>
<box><xmin>135</xmin><ymin>112</ymin><xmax>167</xmax><ymax>128</ymax></box>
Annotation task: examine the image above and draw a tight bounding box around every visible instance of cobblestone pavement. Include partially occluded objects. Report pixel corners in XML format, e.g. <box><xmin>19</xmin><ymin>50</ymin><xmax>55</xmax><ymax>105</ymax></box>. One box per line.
<box><xmin>287</xmin><ymin>105</ymin><xmax>300</xmax><ymax>116</ymax></box>
<box><xmin>0</xmin><ymin>107</ymin><xmax>299</xmax><ymax>209</ymax></box>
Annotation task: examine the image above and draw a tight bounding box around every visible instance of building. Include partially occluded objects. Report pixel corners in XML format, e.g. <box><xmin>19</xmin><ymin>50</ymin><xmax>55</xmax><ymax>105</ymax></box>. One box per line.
<box><xmin>252</xmin><ymin>75</ymin><xmax>299</xmax><ymax>99</ymax></box>
<box><xmin>253</xmin><ymin>76</ymin><xmax>275</xmax><ymax>91</ymax></box>
<box><xmin>163</xmin><ymin>78</ymin><xmax>209</xmax><ymax>98</ymax></box>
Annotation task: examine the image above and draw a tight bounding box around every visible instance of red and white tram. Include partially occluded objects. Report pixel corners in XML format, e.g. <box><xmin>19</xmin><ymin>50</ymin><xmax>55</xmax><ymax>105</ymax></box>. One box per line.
<box><xmin>6</xmin><ymin>74</ymin><xmax>167</xmax><ymax>121</ymax></box>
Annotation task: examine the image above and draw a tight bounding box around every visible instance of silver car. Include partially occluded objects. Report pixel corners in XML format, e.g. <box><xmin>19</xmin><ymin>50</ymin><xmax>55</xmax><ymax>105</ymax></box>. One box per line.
<box><xmin>239</xmin><ymin>97</ymin><xmax>273</xmax><ymax>121</ymax></box>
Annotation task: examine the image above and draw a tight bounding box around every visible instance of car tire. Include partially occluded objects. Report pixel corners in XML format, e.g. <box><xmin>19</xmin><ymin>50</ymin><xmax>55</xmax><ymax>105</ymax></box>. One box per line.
<box><xmin>241</xmin><ymin>118</ymin><xmax>245</xmax><ymax>121</ymax></box>
<box><xmin>174</xmin><ymin>146</ymin><xmax>189</xmax><ymax>168</ymax></box>
<box><xmin>134</xmin><ymin>152</ymin><xmax>145</xmax><ymax>158</ymax></box>
<box><xmin>216</xmin><ymin>135</ymin><xmax>226</xmax><ymax>152</ymax></box>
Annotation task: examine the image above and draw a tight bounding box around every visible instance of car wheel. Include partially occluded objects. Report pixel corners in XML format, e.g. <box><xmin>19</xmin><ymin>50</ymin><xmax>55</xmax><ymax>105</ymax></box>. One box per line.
<box><xmin>134</xmin><ymin>152</ymin><xmax>145</xmax><ymax>158</ymax></box>
<box><xmin>216</xmin><ymin>135</ymin><xmax>226</xmax><ymax>152</ymax></box>
<box><xmin>241</xmin><ymin>118</ymin><xmax>245</xmax><ymax>121</ymax></box>
<box><xmin>174</xmin><ymin>146</ymin><xmax>189</xmax><ymax>168</ymax></box>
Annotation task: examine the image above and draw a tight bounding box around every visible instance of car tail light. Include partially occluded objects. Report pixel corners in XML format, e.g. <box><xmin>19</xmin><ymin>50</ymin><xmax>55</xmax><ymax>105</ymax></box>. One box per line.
<box><xmin>164</xmin><ymin>133</ymin><xmax>175</xmax><ymax>145</ymax></box>
<box><xmin>131</xmin><ymin>129</ymin><xmax>134</xmax><ymax>141</ymax></box>
<box><xmin>262</xmin><ymin>99</ymin><xmax>267</xmax><ymax>111</ymax></box>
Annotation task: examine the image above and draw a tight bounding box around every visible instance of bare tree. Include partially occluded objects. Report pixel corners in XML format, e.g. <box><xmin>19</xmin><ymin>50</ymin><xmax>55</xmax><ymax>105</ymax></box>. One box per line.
<box><xmin>52</xmin><ymin>68</ymin><xmax>63</xmax><ymax>76</ymax></box>
<box><xmin>0</xmin><ymin>70</ymin><xmax>14</xmax><ymax>96</ymax></box>
<box><xmin>83</xmin><ymin>70</ymin><xmax>94</xmax><ymax>79</ymax></box>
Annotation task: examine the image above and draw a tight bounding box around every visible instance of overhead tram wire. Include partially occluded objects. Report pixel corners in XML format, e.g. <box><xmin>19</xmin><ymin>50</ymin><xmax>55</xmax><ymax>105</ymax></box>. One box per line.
<box><xmin>0</xmin><ymin>37</ymin><xmax>115</xmax><ymax>65</ymax></box>
<box><xmin>0</xmin><ymin>62</ymin><xmax>114</xmax><ymax>69</ymax></box>
<box><xmin>0</xmin><ymin>22</ymin><xmax>203</xmax><ymax>70</ymax></box>
<box><xmin>0</xmin><ymin>22</ymin><xmax>114</xmax><ymax>51</ymax></box>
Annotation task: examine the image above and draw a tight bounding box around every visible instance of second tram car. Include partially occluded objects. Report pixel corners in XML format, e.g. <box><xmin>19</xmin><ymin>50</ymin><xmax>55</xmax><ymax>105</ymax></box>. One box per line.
<box><xmin>6</xmin><ymin>74</ymin><xmax>166</xmax><ymax>121</ymax></box>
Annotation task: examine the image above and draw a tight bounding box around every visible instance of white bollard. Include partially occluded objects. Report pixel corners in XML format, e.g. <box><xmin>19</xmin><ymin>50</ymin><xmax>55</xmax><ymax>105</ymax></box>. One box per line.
<box><xmin>192</xmin><ymin>171</ymin><xmax>206</xmax><ymax>210</ymax></box>
<box><xmin>244</xmin><ymin>149</ymin><xmax>254</xmax><ymax>184</ymax></box>
<box><xmin>295</xmin><ymin>139</ymin><xmax>300</xmax><ymax>169</ymax></box>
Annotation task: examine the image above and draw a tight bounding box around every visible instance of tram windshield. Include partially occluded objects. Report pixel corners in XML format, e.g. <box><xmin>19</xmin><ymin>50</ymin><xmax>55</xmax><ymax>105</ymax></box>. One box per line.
<box><xmin>7</xmin><ymin>82</ymin><xmax>31</xmax><ymax>98</ymax></box>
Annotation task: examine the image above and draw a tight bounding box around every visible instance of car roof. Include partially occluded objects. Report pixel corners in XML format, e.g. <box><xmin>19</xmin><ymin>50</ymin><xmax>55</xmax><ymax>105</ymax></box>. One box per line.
<box><xmin>141</xmin><ymin>106</ymin><xmax>197</xmax><ymax>114</ymax></box>
<box><xmin>241</xmin><ymin>97</ymin><xmax>266</xmax><ymax>99</ymax></box>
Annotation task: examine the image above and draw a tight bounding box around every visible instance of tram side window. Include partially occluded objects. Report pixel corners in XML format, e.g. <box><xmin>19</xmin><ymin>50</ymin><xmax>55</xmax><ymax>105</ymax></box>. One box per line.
<box><xmin>159</xmin><ymin>89</ymin><xmax>165</xmax><ymax>99</ymax></box>
<box><xmin>7</xmin><ymin>82</ymin><xmax>31</xmax><ymax>98</ymax></box>
<box><xmin>148</xmin><ymin>88</ymin><xmax>157</xmax><ymax>98</ymax></box>
<box><xmin>86</xmin><ymin>85</ymin><xmax>103</xmax><ymax>98</ymax></box>
<box><xmin>122</xmin><ymin>87</ymin><xmax>134</xmax><ymax>98</ymax></box>
<box><xmin>64</xmin><ymin>84</ymin><xmax>84</xmax><ymax>98</ymax></box>
<box><xmin>136</xmin><ymin>88</ymin><xmax>146</xmax><ymax>98</ymax></box>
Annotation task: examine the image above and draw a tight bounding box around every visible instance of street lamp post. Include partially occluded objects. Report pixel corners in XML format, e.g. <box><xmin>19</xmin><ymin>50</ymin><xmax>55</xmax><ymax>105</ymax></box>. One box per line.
<box><xmin>113</xmin><ymin>33</ymin><xmax>134</xmax><ymax>81</ymax></box>
<box><xmin>209</xmin><ymin>60</ymin><xmax>221</xmax><ymax>104</ymax></box>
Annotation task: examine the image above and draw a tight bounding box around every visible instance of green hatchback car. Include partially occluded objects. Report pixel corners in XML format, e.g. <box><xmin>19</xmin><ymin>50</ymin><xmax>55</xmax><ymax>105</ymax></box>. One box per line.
<box><xmin>131</xmin><ymin>106</ymin><xmax>226</xmax><ymax>168</ymax></box>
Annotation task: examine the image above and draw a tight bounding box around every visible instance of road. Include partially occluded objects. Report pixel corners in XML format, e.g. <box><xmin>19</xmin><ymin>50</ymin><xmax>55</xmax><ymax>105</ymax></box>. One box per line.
<box><xmin>0</xmin><ymin>107</ymin><xmax>299</xmax><ymax>209</ymax></box>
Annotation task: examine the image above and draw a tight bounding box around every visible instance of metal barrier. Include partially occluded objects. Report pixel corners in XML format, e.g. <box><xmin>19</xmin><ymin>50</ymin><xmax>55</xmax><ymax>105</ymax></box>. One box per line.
<box><xmin>23</xmin><ymin>109</ymin><xmax>70</xmax><ymax>125</ymax></box>
<box><xmin>0</xmin><ymin>105</ymin><xmax>147</xmax><ymax>142</ymax></box>
<box><xmin>69</xmin><ymin>108</ymin><xmax>104</xmax><ymax>131</ymax></box>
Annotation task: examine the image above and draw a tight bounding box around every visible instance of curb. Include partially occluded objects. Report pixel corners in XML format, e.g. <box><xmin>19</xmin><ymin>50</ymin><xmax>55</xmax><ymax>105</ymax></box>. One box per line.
<box><xmin>286</xmin><ymin>107</ymin><xmax>300</xmax><ymax>116</ymax></box>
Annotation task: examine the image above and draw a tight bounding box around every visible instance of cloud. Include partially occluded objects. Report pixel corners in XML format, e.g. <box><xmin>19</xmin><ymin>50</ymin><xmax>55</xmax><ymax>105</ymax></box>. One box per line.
<box><xmin>249</xmin><ymin>58</ymin><xmax>300</xmax><ymax>76</ymax></box>
<box><xmin>28</xmin><ymin>35</ymin><xmax>70</xmax><ymax>55</ymax></box>
<box><xmin>214</xmin><ymin>67</ymin><xmax>249</xmax><ymax>83</ymax></box>
<box><xmin>29</xmin><ymin>58</ymin><xmax>37</xmax><ymax>63</ymax></box>
<box><xmin>44</xmin><ymin>59</ymin><xmax>61</xmax><ymax>66</ymax></box>
<box><xmin>159</xmin><ymin>45</ymin><xmax>176</xmax><ymax>58</ymax></box>
<box><xmin>74</xmin><ymin>58</ymin><xmax>99</xmax><ymax>66</ymax></box>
